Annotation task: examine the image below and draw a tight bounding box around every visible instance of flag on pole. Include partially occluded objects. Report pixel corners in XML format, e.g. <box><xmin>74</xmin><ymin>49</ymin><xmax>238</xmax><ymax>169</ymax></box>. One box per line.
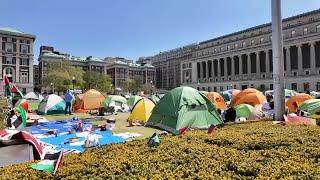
<box><xmin>31</xmin><ymin>151</ymin><xmax>64</xmax><ymax>174</ymax></box>
<box><xmin>3</xmin><ymin>74</ymin><xmax>24</xmax><ymax>98</ymax></box>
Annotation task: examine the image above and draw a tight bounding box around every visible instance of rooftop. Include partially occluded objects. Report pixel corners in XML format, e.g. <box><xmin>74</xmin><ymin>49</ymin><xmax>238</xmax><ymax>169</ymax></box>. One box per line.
<box><xmin>0</xmin><ymin>27</ymin><xmax>36</xmax><ymax>39</ymax></box>
<box><xmin>200</xmin><ymin>8</ymin><xmax>320</xmax><ymax>44</ymax></box>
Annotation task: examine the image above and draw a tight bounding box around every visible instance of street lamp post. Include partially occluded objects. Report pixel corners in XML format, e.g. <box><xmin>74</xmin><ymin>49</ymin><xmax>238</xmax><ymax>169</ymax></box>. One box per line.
<box><xmin>72</xmin><ymin>76</ymin><xmax>75</xmax><ymax>92</ymax></box>
<box><xmin>150</xmin><ymin>81</ymin><xmax>153</xmax><ymax>95</ymax></box>
<box><xmin>50</xmin><ymin>82</ymin><xmax>54</xmax><ymax>94</ymax></box>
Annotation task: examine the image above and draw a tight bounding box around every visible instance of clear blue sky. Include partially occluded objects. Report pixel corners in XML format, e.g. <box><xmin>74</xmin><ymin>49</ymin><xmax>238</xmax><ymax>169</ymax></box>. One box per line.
<box><xmin>1</xmin><ymin>0</ymin><xmax>319</xmax><ymax>62</ymax></box>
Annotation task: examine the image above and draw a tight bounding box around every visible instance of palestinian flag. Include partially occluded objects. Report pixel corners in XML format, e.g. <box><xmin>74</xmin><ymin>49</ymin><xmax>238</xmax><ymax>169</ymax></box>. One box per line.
<box><xmin>31</xmin><ymin>151</ymin><xmax>64</xmax><ymax>174</ymax></box>
<box><xmin>10</xmin><ymin>106</ymin><xmax>27</xmax><ymax>129</ymax></box>
<box><xmin>3</xmin><ymin>74</ymin><xmax>23</xmax><ymax>98</ymax></box>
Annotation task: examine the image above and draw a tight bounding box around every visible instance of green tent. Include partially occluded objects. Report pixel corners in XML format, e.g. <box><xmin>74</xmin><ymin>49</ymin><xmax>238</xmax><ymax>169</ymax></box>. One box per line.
<box><xmin>127</xmin><ymin>95</ymin><xmax>142</xmax><ymax>108</ymax></box>
<box><xmin>146</xmin><ymin>87</ymin><xmax>223</xmax><ymax>134</ymax></box>
<box><xmin>298</xmin><ymin>99</ymin><xmax>320</xmax><ymax>115</ymax></box>
<box><xmin>149</xmin><ymin>95</ymin><xmax>160</xmax><ymax>104</ymax></box>
<box><xmin>103</xmin><ymin>95</ymin><xmax>127</xmax><ymax>107</ymax></box>
<box><xmin>235</xmin><ymin>104</ymin><xmax>254</xmax><ymax>118</ymax></box>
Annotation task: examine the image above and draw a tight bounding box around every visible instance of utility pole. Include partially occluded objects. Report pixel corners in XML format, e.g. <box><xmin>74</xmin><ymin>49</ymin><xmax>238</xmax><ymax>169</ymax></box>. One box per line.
<box><xmin>271</xmin><ymin>0</ymin><xmax>285</xmax><ymax>120</ymax></box>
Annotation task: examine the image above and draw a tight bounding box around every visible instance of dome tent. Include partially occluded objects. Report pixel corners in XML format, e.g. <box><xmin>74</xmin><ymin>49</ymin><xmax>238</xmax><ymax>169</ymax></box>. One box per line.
<box><xmin>127</xmin><ymin>95</ymin><xmax>142</xmax><ymax>109</ymax></box>
<box><xmin>298</xmin><ymin>99</ymin><xmax>320</xmax><ymax>115</ymax></box>
<box><xmin>286</xmin><ymin>93</ymin><xmax>313</xmax><ymax>113</ymax></box>
<box><xmin>73</xmin><ymin>89</ymin><xmax>105</xmax><ymax>112</ymax></box>
<box><xmin>204</xmin><ymin>92</ymin><xmax>227</xmax><ymax>110</ymax></box>
<box><xmin>37</xmin><ymin>94</ymin><xmax>66</xmax><ymax>115</ymax></box>
<box><xmin>128</xmin><ymin>98</ymin><xmax>155</xmax><ymax>125</ymax></box>
<box><xmin>103</xmin><ymin>95</ymin><xmax>129</xmax><ymax>112</ymax></box>
<box><xmin>146</xmin><ymin>87</ymin><xmax>223</xmax><ymax>134</ymax></box>
<box><xmin>24</xmin><ymin>92</ymin><xmax>44</xmax><ymax>101</ymax></box>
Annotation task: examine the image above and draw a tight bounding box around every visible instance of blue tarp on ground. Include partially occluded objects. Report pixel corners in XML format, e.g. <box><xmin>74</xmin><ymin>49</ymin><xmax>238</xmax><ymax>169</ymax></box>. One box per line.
<box><xmin>28</xmin><ymin>119</ymin><xmax>124</xmax><ymax>152</ymax></box>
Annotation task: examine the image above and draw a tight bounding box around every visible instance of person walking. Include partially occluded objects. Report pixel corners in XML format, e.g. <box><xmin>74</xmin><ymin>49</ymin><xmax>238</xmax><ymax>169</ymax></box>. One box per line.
<box><xmin>64</xmin><ymin>90</ymin><xmax>74</xmax><ymax>115</ymax></box>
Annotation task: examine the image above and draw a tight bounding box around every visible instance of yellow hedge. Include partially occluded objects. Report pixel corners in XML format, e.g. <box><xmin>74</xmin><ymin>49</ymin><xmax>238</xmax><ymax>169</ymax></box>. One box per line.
<box><xmin>1</xmin><ymin>121</ymin><xmax>320</xmax><ymax>179</ymax></box>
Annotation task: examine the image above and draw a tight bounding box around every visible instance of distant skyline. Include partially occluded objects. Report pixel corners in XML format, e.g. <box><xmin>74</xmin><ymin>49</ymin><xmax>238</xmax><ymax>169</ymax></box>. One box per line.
<box><xmin>1</xmin><ymin>0</ymin><xmax>320</xmax><ymax>62</ymax></box>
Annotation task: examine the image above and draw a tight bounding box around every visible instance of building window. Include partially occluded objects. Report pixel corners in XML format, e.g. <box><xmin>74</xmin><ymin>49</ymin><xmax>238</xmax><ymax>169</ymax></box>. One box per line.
<box><xmin>291</xmin><ymin>83</ymin><xmax>297</xmax><ymax>91</ymax></box>
<box><xmin>260</xmin><ymin>38</ymin><xmax>264</xmax><ymax>43</ymax></box>
<box><xmin>20</xmin><ymin>44</ymin><xmax>28</xmax><ymax>54</ymax></box>
<box><xmin>242</xmin><ymin>41</ymin><xmax>246</xmax><ymax>47</ymax></box>
<box><xmin>317</xmin><ymin>25</ymin><xmax>320</xmax><ymax>32</ymax></box>
<box><xmin>317</xmin><ymin>82</ymin><xmax>320</xmax><ymax>91</ymax></box>
<box><xmin>304</xmin><ymin>82</ymin><xmax>310</xmax><ymax>92</ymax></box>
<box><xmin>251</xmin><ymin>40</ymin><xmax>255</xmax><ymax>45</ymax></box>
<box><xmin>235</xmin><ymin>44</ymin><xmax>238</xmax><ymax>48</ymax></box>
<box><xmin>227</xmin><ymin>45</ymin><xmax>230</xmax><ymax>50</ymax></box>
<box><xmin>20</xmin><ymin>58</ymin><xmax>29</xmax><ymax>66</ymax></box>
<box><xmin>305</xmin><ymin>71</ymin><xmax>309</xmax><ymax>75</ymax></box>
<box><xmin>5</xmin><ymin>43</ymin><xmax>13</xmax><ymax>52</ymax></box>
<box><xmin>303</xmin><ymin>28</ymin><xmax>308</xmax><ymax>35</ymax></box>
<box><xmin>291</xmin><ymin>30</ymin><xmax>296</xmax><ymax>37</ymax></box>
<box><xmin>5</xmin><ymin>67</ymin><xmax>15</xmax><ymax>82</ymax></box>
<box><xmin>220</xmin><ymin>86</ymin><xmax>223</xmax><ymax>91</ymax></box>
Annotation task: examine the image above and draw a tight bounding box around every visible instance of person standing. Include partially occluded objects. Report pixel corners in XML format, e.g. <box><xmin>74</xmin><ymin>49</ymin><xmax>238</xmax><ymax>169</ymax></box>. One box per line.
<box><xmin>64</xmin><ymin>90</ymin><xmax>74</xmax><ymax>115</ymax></box>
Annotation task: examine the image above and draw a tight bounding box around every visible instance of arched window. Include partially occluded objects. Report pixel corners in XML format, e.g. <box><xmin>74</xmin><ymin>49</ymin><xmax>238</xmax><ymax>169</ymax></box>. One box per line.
<box><xmin>5</xmin><ymin>67</ymin><xmax>15</xmax><ymax>82</ymax></box>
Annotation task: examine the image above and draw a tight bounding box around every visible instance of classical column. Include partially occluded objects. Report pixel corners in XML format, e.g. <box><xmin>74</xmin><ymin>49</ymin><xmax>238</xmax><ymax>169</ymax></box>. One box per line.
<box><xmin>239</xmin><ymin>55</ymin><xmax>243</xmax><ymax>75</ymax></box>
<box><xmin>16</xmin><ymin>58</ymin><xmax>19</xmax><ymax>83</ymax></box>
<box><xmin>29</xmin><ymin>57</ymin><xmax>34</xmax><ymax>85</ymax></box>
<box><xmin>265</xmin><ymin>50</ymin><xmax>270</xmax><ymax>75</ymax></box>
<box><xmin>256</xmin><ymin>52</ymin><xmax>260</xmax><ymax>74</ymax></box>
<box><xmin>285</xmin><ymin>46</ymin><xmax>291</xmax><ymax>76</ymax></box>
<box><xmin>231</xmin><ymin>56</ymin><xmax>235</xmax><ymax>76</ymax></box>
<box><xmin>217</xmin><ymin>59</ymin><xmax>221</xmax><ymax>78</ymax></box>
<box><xmin>211</xmin><ymin>59</ymin><xmax>215</xmax><ymax>78</ymax></box>
<box><xmin>198</xmin><ymin>62</ymin><xmax>202</xmax><ymax>80</ymax></box>
<box><xmin>207</xmin><ymin>60</ymin><xmax>210</xmax><ymax>79</ymax></box>
<box><xmin>223</xmin><ymin>58</ymin><xmax>227</xmax><ymax>78</ymax></box>
<box><xmin>297</xmin><ymin>44</ymin><xmax>303</xmax><ymax>74</ymax></box>
<box><xmin>248</xmin><ymin>53</ymin><xmax>251</xmax><ymax>74</ymax></box>
<box><xmin>310</xmin><ymin>42</ymin><xmax>316</xmax><ymax>74</ymax></box>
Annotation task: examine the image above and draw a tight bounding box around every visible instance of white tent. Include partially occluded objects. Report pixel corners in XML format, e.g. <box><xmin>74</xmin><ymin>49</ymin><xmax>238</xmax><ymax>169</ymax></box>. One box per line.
<box><xmin>24</xmin><ymin>92</ymin><xmax>44</xmax><ymax>101</ymax></box>
<box><xmin>37</xmin><ymin>94</ymin><xmax>66</xmax><ymax>115</ymax></box>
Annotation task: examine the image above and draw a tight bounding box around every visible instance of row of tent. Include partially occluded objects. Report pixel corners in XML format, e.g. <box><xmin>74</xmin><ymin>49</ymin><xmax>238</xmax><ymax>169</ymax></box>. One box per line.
<box><xmin>128</xmin><ymin>87</ymin><xmax>320</xmax><ymax>134</ymax></box>
<box><xmin>22</xmin><ymin>89</ymin><xmax>161</xmax><ymax>115</ymax></box>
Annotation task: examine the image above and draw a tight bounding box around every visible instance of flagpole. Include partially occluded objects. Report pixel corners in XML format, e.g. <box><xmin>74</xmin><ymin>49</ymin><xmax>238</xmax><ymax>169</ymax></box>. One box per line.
<box><xmin>271</xmin><ymin>0</ymin><xmax>285</xmax><ymax>120</ymax></box>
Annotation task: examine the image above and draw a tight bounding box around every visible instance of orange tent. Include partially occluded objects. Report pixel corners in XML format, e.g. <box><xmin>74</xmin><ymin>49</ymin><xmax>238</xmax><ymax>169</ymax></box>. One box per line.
<box><xmin>232</xmin><ymin>92</ymin><xmax>266</xmax><ymax>107</ymax></box>
<box><xmin>73</xmin><ymin>89</ymin><xmax>105</xmax><ymax>112</ymax></box>
<box><xmin>231</xmin><ymin>88</ymin><xmax>262</xmax><ymax>106</ymax></box>
<box><xmin>232</xmin><ymin>89</ymin><xmax>241</xmax><ymax>97</ymax></box>
<box><xmin>286</xmin><ymin>93</ymin><xmax>313</xmax><ymax>113</ymax></box>
<box><xmin>205</xmin><ymin>92</ymin><xmax>227</xmax><ymax>110</ymax></box>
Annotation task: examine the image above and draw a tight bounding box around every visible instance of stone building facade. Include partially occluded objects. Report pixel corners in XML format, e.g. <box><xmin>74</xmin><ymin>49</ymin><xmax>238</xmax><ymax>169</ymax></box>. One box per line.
<box><xmin>146</xmin><ymin>44</ymin><xmax>197</xmax><ymax>90</ymax></box>
<box><xmin>38</xmin><ymin>46</ymin><xmax>155</xmax><ymax>92</ymax></box>
<box><xmin>106</xmin><ymin>60</ymin><xmax>156</xmax><ymax>91</ymax></box>
<box><xmin>178</xmin><ymin>9</ymin><xmax>320</xmax><ymax>93</ymax></box>
<box><xmin>0</xmin><ymin>27</ymin><xmax>35</xmax><ymax>94</ymax></box>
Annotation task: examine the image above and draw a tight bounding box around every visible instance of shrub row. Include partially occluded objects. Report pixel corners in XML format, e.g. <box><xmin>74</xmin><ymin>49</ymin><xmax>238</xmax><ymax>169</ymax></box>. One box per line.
<box><xmin>0</xmin><ymin>121</ymin><xmax>320</xmax><ymax>179</ymax></box>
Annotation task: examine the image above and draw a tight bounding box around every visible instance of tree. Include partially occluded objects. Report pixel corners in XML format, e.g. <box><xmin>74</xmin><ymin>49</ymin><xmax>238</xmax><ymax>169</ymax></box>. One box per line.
<box><xmin>83</xmin><ymin>71</ymin><xmax>113</xmax><ymax>93</ymax></box>
<box><xmin>123</xmin><ymin>79</ymin><xmax>136</xmax><ymax>93</ymax></box>
<box><xmin>42</xmin><ymin>61</ymin><xmax>85</xmax><ymax>93</ymax></box>
<box><xmin>140</xmin><ymin>84</ymin><xmax>153</xmax><ymax>95</ymax></box>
